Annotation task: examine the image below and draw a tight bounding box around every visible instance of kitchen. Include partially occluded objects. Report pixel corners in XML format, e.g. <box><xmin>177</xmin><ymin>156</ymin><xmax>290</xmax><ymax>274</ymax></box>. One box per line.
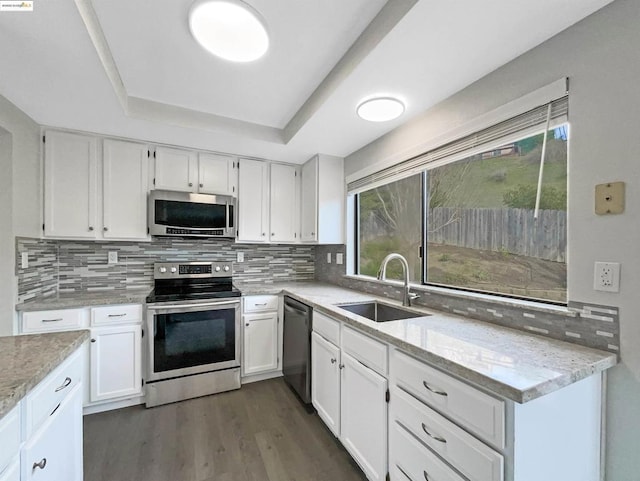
<box><xmin>0</xmin><ymin>0</ymin><xmax>638</xmax><ymax>480</ymax></box>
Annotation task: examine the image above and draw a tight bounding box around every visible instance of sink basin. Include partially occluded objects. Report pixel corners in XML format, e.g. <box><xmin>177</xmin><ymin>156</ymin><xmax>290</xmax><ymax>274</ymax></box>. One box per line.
<box><xmin>336</xmin><ymin>301</ymin><xmax>428</xmax><ymax>322</ymax></box>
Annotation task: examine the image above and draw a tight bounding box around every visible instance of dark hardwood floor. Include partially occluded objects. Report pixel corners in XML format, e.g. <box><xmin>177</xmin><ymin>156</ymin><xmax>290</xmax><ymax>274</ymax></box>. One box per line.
<box><xmin>84</xmin><ymin>378</ymin><xmax>367</xmax><ymax>481</ymax></box>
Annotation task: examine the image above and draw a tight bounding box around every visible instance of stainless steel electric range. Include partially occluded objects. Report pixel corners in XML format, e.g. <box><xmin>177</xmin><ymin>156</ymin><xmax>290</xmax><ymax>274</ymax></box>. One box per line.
<box><xmin>145</xmin><ymin>261</ymin><xmax>241</xmax><ymax>407</ymax></box>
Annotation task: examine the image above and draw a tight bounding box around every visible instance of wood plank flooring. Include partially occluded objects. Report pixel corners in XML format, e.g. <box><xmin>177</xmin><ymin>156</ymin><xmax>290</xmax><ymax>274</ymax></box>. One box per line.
<box><xmin>83</xmin><ymin>378</ymin><xmax>367</xmax><ymax>481</ymax></box>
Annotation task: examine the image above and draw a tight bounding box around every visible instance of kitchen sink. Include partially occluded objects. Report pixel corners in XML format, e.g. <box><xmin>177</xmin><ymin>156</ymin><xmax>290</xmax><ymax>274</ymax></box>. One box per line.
<box><xmin>336</xmin><ymin>301</ymin><xmax>428</xmax><ymax>322</ymax></box>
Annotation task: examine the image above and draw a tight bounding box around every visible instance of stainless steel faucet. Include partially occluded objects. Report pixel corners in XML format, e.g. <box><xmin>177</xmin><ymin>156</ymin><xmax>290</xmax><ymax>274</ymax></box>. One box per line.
<box><xmin>376</xmin><ymin>253</ymin><xmax>419</xmax><ymax>307</ymax></box>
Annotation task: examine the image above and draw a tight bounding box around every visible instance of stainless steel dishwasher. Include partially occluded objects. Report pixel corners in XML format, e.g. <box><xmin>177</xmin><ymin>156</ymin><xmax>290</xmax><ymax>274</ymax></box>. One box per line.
<box><xmin>282</xmin><ymin>296</ymin><xmax>313</xmax><ymax>407</ymax></box>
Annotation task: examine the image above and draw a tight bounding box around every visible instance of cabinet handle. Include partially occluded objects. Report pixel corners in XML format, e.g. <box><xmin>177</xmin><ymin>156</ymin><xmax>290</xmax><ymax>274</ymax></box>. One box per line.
<box><xmin>262</xmin><ymin>232</ymin><xmax>265</xmax><ymax>236</ymax></box>
<box><xmin>108</xmin><ymin>313</ymin><xmax>127</xmax><ymax>318</ymax></box>
<box><xmin>103</xmin><ymin>226</ymin><xmax>108</xmax><ymax>232</ymax></box>
<box><xmin>91</xmin><ymin>338</ymin><xmax>96</xmax><ymax>343</ymax></box>
<box><xmin>271</xmin><ymin>232</ymin><xmax>275</xmax><ymax>236</ymax></box>
<box><xmin>311</xmin><ymin>232</ymin><xmax>315</xmax><ymax>236</ymax></box>
<box><xmin>423</xmin><ymin>471</ymin><xmax>431</xmax><ymax>481</ymax></box>
<box><xmin>423</xmin><ymin>381</ymin><xmax>448</xmax><ymax>397</ymax></box>
<box><xmin>330</xmin><ymin>358</ymin><xmax>336</xmax><ymax>364</ymax></box>
<box><xmin>254</xmin><ymin>302</ymin><xmax>268</xmax><ymax>306</ymax></box>
<box><xmin>338</xmin><ymin>363</ymin><xmax>345</xmax><ymax>370</ymax></box>
<box><xmin>189</xmin><ymin>182</ymin><xmax>193</xmax><ymax>187</ymax></box>
<box><xmin>42</xmin><ymin>318</ymin><xmax>63</xmax><ymax>323</ymax></box>
<box><xmin>89</xmin><ymin>226</ymin><xmax>94</xmax><ymax>231</ymax></box>
<box><xmin>50</xmin><ymin>402</ymin><xmax>61</xmax><ymax>416</ymax></box>
<box><xmin>54</xmin><ymin>376</ymin><xmax>72</xmax><ymax>392</ymax></box>
<box><xmin>200</xmin><ymin>183</ymin><xmax>203</xmax><ymax>188</ymax></box>
<box><xmin>421</xmin><ymin>423</ymin><xmax>447</xmax><ymax>443</ymax></box>
<box><xmin>245</xmin><ymin>323</ymin><xmax>250</xmax><ymax>327</ymax></box>
<box><xmin>33</xmin><ymin>458</ymin><xmax>47</xmax><ymax>471</ymax></box>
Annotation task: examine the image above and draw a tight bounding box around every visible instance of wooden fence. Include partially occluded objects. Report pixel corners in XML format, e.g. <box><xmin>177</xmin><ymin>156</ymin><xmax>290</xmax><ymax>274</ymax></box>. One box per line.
<box><xmin>428</xmin><ymin>207</ymin><xmax>566</xmax><ymax>262</ymax></box>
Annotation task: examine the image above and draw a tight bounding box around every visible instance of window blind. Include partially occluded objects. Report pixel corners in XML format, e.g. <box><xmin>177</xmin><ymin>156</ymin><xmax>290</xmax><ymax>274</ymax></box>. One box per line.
<box><xmin>347</xmin><ymin>96</ymin><xmax>568</xmax><ymax>194</ymax></box>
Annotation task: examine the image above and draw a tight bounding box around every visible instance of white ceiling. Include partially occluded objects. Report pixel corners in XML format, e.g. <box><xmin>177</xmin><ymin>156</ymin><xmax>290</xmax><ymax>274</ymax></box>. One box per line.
<box><xmin>0</xmin><ymin>0</ymin><xmax>615</xmax><ymax>164</ymax></box>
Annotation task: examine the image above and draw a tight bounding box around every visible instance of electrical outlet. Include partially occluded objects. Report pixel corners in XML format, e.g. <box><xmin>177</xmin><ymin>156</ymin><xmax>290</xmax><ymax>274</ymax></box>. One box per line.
<box><xmin>108</xmin><ymin>251</ymin><xmax>118</xmax><ymax>265</ymax></box>
<box><xmin>327</xmin><ymin>253</ymin><xmax>332</xmax><ymax>263</ymax></box>
<box><xmin>336</xmin><ymin>253</ymin><xmax>344</xmax><ymax>265</ymax></box>
<box><xmin>237</xmin><ymin>252</ymin><xmax>245</xmax><ymax>263</ymax></box>
<box><xmin>21</xmin><ymin>252</ymin><xmax>28</xmax><ymax>269</ymax></box>
<box><xmin>594</xmin><ymin>262</ymin><xmax>620</xmax><ymax>292</ymax></box>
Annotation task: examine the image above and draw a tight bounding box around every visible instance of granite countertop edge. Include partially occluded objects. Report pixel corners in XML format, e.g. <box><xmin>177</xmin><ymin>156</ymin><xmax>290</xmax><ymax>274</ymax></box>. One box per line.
<box><xmin>0</xmin><ymin>330</ymin><xmax>90</xmax><ymax>420</ymax></box>
<box><xmin>16</xmin><ymin>290</ymin><xmax>152</xmax><ymax>312</ymax></box>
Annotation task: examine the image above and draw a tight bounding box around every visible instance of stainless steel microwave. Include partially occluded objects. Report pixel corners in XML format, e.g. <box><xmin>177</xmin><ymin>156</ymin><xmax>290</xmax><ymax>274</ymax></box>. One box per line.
<box><xmin>148</xmin><ymin>190</ymin><xmax>236</xmax><ymax>238</ymax></box>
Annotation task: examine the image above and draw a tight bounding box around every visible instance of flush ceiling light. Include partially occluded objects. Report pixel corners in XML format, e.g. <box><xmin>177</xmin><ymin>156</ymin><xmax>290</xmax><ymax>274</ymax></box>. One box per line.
<box><xmin>356</xmin><ymin>96</ymin><xmax>405</xmax><ymax>122</ymax></box>
<box><xmin>189</xmin><ymin>0</ymin><xmax>269</xmax><ymax>63</ymax></box>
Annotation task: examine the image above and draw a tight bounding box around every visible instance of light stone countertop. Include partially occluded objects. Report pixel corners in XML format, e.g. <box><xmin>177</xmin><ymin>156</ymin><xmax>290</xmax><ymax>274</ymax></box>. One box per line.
<box><xmin>0</xmin><ymin>330</ymin><xmax>90</xmax><ymax>420</ymax></box>
<box><xmin>16</xmin><ymin>290</ymin><xmax>152</xmax><ymax>312</ymax></box>
<box><xmin>15</xmin><ymin>280</ymin><xmax>617</xmax><ymax>404</ymax></box>
<box><xmin>240</xmin><ymin>281</ymin><xmax>617</xmax><ymax>403</ymax></box>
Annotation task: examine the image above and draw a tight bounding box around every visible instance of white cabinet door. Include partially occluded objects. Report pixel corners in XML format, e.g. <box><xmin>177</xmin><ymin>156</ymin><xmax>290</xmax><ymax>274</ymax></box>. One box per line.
<box><xmin>154</xmin><ymin>146</ymin><xmax>197</xmax><ymax>192</ymax></box>
<box><xmin>21</xmin><ymin>385</ymin><xmax>83</xmax><ymax>481</ymax></box>
<box><xmin>300</xmin><ymin>156</ymin><xmax>318</xmax><ymax>242</ymax></box>
<box><xmin>311</xmin><ymin>332</ymin><xmax>341</xmax><ymax>437</ymax></box>
<box><xmin>269</xmin><ymin>163</ymin><xmax>298</xmax><ymax>243</ymax></box>
<box><xmin>103</xmin><ymin>139</ymin><xmax>149</xmax><ymax>240</ymax></box>
<box><xmin>44</xmin><ymin>130</ymin><xmax>98</xmax><ymax>238</ymax></box>
<box><xmin>198</xmin><ymin>153</ymin><xmax>237</xmax><ymax>196</ymax></box>
<box><xmin>237</xmin><ymin>158</ymin><xmax>269</xmax><ymax>242</ymax></box>
<box><xmin>243</xmin><ymin>312</ymin><xmax>278</xmax><ymax>376</ymax></box>
<box><xmin>90</xmin><ymin>325</ymin><xmax>142</xmax><ymax>402</ymax></box>
<box><xmin>0</xmin><ymin>457</ymin><xmax>19</xmax><ymax>481</ymax></box>
<box><xmin>340</xmin><ymin>352</ymin><xmax>388</xmax><ymax>481</ymax></box>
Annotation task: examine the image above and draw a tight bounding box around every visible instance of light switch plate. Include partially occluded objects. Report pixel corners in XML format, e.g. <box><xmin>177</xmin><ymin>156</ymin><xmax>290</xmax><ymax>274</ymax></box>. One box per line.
<box><xmin>336</xmin><ymin>253</ymin><xmax>344</xmax><ymax>265</ymax></box>
<box><xmin>108</xmin><ymin>251</ymin><xmax>118</xmax><ymax>264</ymax></box>
<box><xmin>595</xmin><ymin>181</ymin><xmax>624</xmax><ymax>215</ymax></box>
<box><xmin>327</xmin><ymin>253</ymin><xmax>332</xmax><ymax>263</ymax></box>
<box><xmin>237</xmin><ymin>252</ymin><xmax>245</xmax><ymax>263</ymax></box>
<box><xmin>21</xmin><ymin>252</ymin><xmax>28</xmax><ymax>269</ymax></box>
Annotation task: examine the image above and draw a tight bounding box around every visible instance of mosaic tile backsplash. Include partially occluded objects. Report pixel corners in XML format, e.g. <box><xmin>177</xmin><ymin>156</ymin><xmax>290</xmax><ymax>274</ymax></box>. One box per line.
<box><xmin>314</xmin><ymin>244</ymin><xmax>620</xmax><ymax>356</ymax></box>
<box><xmin>17</xmin><ymin>237</ymin><xmax>315</xmax><ymax>301</ymax></box>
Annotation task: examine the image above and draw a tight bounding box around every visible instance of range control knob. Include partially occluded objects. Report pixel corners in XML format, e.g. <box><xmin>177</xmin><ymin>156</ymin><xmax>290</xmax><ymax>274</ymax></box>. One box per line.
<box><xmin>223</xmin><ymin>265</ymin><xmax>230</xmax><ymax>272</ymax></box>
<box><xmin>170</xmin><ymin>267</ymin><xmax>177</xmax><ymax>273</ymax></box>
<box><xmin>159</xmin><ymin>267</ymin><xmax>167</xmax><ymax>273</ymax></box>
<box><xmin>214</xmin><ymin>266</ymin><xmax>221</xmax><ymax>272</ymax></box>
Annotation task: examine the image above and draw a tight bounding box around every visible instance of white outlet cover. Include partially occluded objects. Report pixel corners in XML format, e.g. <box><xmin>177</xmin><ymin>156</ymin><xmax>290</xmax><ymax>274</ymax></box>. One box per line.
<box><xmin>108</xmin><ymin>251</ymin><xmax>118</xmax><ymax>264</ymax></box>
<box><xmin>336</xmin><ymin>253</ymin><xmax>344</xmax><ymax>265</ymax></box>
<box><xmin>594</xmin><ymin>261</ymin><xmax>620</xmax><ymax>292</ymax></box>
<box><xmin>21</xmin><ymin>252</ymin><xmax>28</xmax><ymax>269</ymax></box>
<box><xmin>237</xmin><ymin>252</ymin><xmax>245</xmax><ymax>263</ymax></box>
<box><xmin>327</xmin><ymin>252</ymin><xmax>332</xmax><ymax>263</ymax></box>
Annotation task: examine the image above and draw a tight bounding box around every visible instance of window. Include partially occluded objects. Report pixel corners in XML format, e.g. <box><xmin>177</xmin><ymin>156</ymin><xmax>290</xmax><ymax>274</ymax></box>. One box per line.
<box><xmin>355</xmin><ymin>126</ymin><xmax>568</xmax><ymax>303</ymax></box>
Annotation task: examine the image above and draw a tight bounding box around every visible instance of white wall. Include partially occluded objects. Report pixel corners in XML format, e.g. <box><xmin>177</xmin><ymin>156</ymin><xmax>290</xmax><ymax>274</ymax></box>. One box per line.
<box><xmin>0</xmin><ymin>94</ymin><xmax>41</xmax><ymax>335</ymax></box>
<box><xmin>345</xmin><ymin>0</ymin><xmax>640</xmax><ymax>479</ymax></box>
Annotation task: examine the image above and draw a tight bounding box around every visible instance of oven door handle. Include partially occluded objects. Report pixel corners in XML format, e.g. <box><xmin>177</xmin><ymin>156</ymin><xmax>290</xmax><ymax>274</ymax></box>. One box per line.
<box><xmin>147</xmin><ymin>300</ymin><xmax>240</xmax><ymax>311</ymax></box>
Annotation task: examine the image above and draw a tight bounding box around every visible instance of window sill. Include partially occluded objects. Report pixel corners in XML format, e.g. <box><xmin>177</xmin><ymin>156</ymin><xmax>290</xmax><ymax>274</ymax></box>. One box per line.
<box><xmin>342</xmin><ymin>274</ymin><xmax>577</xmax><ymax>318</ymax></box>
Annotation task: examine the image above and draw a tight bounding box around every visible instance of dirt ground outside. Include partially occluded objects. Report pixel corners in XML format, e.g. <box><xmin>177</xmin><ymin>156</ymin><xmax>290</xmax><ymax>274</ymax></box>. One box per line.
<box><xmin>426</xmin><ymin>243</ymin><xmax>566</xmax><ymax>303</ymax></box>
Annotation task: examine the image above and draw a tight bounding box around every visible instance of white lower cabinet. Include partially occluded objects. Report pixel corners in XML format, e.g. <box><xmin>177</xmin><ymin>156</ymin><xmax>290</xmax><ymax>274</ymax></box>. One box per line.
<box><xmin>21</xmin><ymin>385</ymin><xmax>83</xmax><ymax>481</ymax></box>
<box><xmin>0</xmin><ymin>458</ymin><xmax>19</xmax><ymax>481</ymax></box>
<box><xmin>311</xmin><ymin>314</ymin><xmax>388</xmax><ymax>481</ymax></box>
<box><xmin>243</xmin><ymin>312</ymin><xmax>278</xmax><ymax>375</ymax></box>
<box><xmin>90</xmin><ymin>325</ymin><xmax>142</xmax><ymax>402</ymax></box>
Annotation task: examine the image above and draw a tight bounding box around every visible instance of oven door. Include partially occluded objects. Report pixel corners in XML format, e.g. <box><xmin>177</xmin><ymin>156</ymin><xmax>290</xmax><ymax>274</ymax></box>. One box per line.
<box><xmin>146</xmin><ymin>299</ymin><xmax>240</xmax><ymax>382</ymax></box>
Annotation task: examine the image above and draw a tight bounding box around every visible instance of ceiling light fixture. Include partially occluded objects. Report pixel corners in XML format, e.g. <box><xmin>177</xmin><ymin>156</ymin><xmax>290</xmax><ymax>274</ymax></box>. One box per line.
<box><xmin>356</xmin><ymin>96</ymin><xmax>405</xmax><ymax>122</ymax></box>
<box><xmin>189</xmin><ymin>0</ymin><xmax>269</xmax><ymax>63</ymax></box>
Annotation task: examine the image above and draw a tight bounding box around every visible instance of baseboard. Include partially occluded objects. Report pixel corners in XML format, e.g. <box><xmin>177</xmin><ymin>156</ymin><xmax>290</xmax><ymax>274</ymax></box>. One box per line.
<box><xmin>83</xmin><ymin>395</ymin><xmax>145</xmax><ymax>415</ymax></box>
<box><xmin>241</xmin><ymin>370</ymin><xmax>283</xmax><ymax>384</ymax></box>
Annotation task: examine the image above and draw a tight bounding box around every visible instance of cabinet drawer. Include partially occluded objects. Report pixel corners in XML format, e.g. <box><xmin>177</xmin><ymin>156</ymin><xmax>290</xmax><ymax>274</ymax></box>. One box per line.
<box><xmin>391</xmin><ymin>350</ymin><xmax>504</xmax><ymax>449</ymax></box>
<box><xmin>342</xmin><ymin>325</ymin><xmax>387</xmax><ymax>376</ymax></box>
<box><xmin>0</xmin><ymin>405</ymin><xmax>20</xmax><ymax>475</ymax></box>
<box><xmin>24</xmin><ymin>349</ymin><xmax>83</xmax><ymax>438</ymax></box>
<box><xmin>22</xmin><ymin>309</ymin><xmax>86</xmax><ymax>333</ymax></box>
<box><xmin>313</xmin><ymin>311</ymin><xmax>340</xmax><ymax>346</ymax></box>
<box><xmin>390</xmin><ymin>421</ymin><xmax>466</xmax><ymax>481</ymax></box>
<box><xmin>391</xmin><ymin>387</ymin><xmax>503</xmax><ymax>481</ymax></box>
<box><xmin>91</xmin><ymin>304</ymin><xmax>142</xmax><ymax>326</ymax></box>
<box><xmin>243</xmin><ymin>295</ymin><xmax>278</xmax><ymax>313</ymax></box>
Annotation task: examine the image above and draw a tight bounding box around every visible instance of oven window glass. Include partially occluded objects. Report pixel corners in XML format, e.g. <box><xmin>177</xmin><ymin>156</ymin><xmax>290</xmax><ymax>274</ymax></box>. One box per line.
<box><xmin>153</xmin><ymin>308</ymin><xmax>236</xmax><ymax>373</ymax></box>
<box><xmin>154</xmin><ymin>199</ymin><xmax>227</xmax><ymax>229</ymax></box>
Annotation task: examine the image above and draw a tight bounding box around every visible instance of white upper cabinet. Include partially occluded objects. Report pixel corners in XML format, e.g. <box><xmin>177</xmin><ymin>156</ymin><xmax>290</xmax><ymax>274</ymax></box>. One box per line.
<box><xmin>44</xmin><ymin>131</ymin><xmax>98</xmax><ymax>238</ymax></box>
<box><xmin>198</xmin><ymin>153</ymin><xmax>237</xmax><ymax>196</ymax></box>
<box><xmin>102</xmin><ymin>139</ymin><xmax>149</xmax><ymax>240</ymax></box>
<box><xmin>269</xmin><ymin>163</ymin><xmax>299</xmax><ymax>243</ymax></box>
<box><xmin>153</xmin><ymin>146</ymin><xmax>198</xmax><ymax>192</ymax></box>
<box><xmin>237</xmin><ymin>158</ymin><xmax>269</xmax><ymax>242</ymax></box>
<box><xmin>300</xmin><ymin>154</ymin><xmax>344</xmax><ymax>244</ymax></box>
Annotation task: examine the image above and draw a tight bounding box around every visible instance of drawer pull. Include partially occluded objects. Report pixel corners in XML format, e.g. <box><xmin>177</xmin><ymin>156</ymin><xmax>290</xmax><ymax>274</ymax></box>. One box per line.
<box><xmin>33</xmin><ymin>458</ymin><xmax>47</xmax><ymax>471</ymax></box>
<box><xmin>54</xmin><ymin>376</ymin><xmax>72</xmax><ymax>392</ymax></box>
<box><xmin>330</xmin><ymin>358</ymin><xmax>337</xmax><ymax>364</ymax></box>
<box><xmin>421</xmin><ymin>423</ymin><xmax>447</xmax><ymax>444</ymax></box>
<box><xmin>108</xmin><ymin>313</ymin><xmax>127</xmax><ymax>318</ymax></box>
<box><xmin>254</xmin><ymin>302</ymin><xmax>268</xmax><ymax>306</ymax></box>
<box><xmin>50</xmin><ymin>402</ymin><xmax>61</xmax><ymax>416</ymax></box>
<box><xmin>423</xmin><ymin>470</ymin><xmax>431</xmax><ymax>481</ymax></box>
<box><xmin>339</xmin><ymin>363</ymin><xmax>345</xmax><ymax>370</ymax></box>
<box><xmin>42</xmin><ymin>318</ymin><xmax>63</xmax><ymax>323</ymax></box>
<box><xmin>423</xmin><ymin>381</ymin><xmax>448</xmax><ymax>397</ymax></box>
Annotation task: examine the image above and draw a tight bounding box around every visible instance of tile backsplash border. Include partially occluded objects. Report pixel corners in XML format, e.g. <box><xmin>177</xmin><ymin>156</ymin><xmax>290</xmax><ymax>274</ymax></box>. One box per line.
<box><xmin>315</xmin><ymin>244</ymin><xmax>620</xmax><ymax>356</ymax></box>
